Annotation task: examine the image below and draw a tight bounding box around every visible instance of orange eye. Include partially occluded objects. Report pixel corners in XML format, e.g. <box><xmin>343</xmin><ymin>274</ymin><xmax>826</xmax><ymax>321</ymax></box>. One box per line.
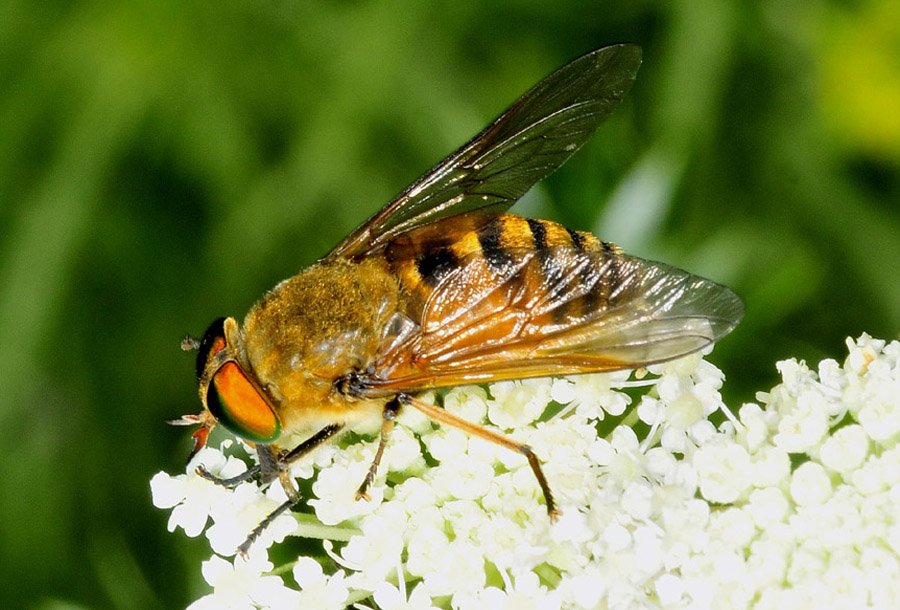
<box><xmin>207</xmin><ymin>362</ymin><xmax>281</xmax><ymax>443</ymax></box>
<box><xmin>196</xmin><ymin>317</ymin><xmax>228</xmax><ymax>380</ymax></box>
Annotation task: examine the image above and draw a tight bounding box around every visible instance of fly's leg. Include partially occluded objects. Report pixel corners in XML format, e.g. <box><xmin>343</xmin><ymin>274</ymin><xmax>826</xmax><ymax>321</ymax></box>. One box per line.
<box><xmin>356</xmin><ymin>398</ymin><xmax>402</xmax><ymax>501</ymax></box>
<box><xmin>196</xmin><ymin>424</ymin><xmax>344</xmax><ymax>556</ymax></box>
<box><xmin>196</xmin><ymin>423</ymin><xmax>343</xmax><ymax>488</ymax></box>
<box><xmin>196</xmin><ymin>463</ymin><xmax>261</xmax><ymax>487</ymax></box>
<box><xmin>236</xmin><ymin>499</ymin><xmax>295</xmax><ymax>557</ymax></box>
<box><xmin>399</xmin><ymin>393</ymin><xmax>560</xmax><ymax>519</ymax></box>
<box><xmin>277</xmin><ymin>423</ymin><xmax>344</xmax><ymax>465</ymax></box>
<box><xmin>195</xmin><ymin>442</ymin><xmax>281</xmax><ymax>488</ymax></box>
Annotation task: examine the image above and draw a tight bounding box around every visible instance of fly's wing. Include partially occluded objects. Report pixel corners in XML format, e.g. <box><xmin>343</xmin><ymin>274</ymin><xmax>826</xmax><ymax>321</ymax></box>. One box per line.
<box><xmin>327</xmin><ymin>44</ymin><xmax>642</xmax><ymax>260</ymax></box>
<box><xmin>362</xmin><ymin>246</ymin><xmax>743</xmax><ymax>393</ymax></box>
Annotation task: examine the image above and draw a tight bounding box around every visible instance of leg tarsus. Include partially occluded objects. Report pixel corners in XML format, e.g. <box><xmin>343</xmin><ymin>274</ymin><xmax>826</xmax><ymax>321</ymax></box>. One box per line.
<box><xmin>237</xmin><ymin>498</ymin><xmax>295</xmax><ymax>558</ymax></box>
<box><xmin>518</xmin><ymin>444</ymin><xmax>560</xmax><ymax>519</ymax></box>
<box><xmin>196</xmin><ymin>463</ymin><xmax>261</xmax><ymax>488</ymax></box>
<box><xmin>401</xmin><ymin>393</ymin><xmax>560</xmax><ymax>518</ymax></box>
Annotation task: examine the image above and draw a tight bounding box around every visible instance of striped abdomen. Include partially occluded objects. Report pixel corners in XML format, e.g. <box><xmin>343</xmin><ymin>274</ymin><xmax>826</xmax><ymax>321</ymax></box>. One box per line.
<box><xmin>385</xmin><ymin>214</ymin><xmax>623</xmax><ymax>325</ymax></box>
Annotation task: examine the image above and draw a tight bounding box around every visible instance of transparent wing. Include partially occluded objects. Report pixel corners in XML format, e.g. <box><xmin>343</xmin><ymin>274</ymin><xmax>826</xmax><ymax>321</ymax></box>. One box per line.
<box><xmin>362</xmin><ymin>247</ymin><xmax>743</xmax><ymax>393</ymax></box>
<box><xmin>328</xmin><ymin>44</ymin><xmax>642</xmax><ymax>260</ymax></box>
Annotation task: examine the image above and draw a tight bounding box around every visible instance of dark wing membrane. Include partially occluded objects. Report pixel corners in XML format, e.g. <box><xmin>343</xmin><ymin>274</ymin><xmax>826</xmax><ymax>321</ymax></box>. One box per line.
<box><xmin>327</xmin><ymin>44</ymin><xmax>642</xmax><ymax>260</ymax></box>
<box><xmin>363</xmin><ymin>247</ymin><xmax>743</xmax><ymax>393</ymax></box>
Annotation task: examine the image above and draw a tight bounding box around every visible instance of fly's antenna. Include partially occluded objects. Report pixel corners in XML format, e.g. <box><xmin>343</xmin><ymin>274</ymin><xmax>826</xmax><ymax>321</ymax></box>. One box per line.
<box><xmin>181</xmin><ymin>335</ymin><xmax>201</xmax><ymax>352</ymax></box>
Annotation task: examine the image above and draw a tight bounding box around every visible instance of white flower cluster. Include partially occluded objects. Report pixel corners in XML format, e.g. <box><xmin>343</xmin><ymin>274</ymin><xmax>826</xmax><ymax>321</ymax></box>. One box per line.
<box><xmin>151</xmin><ymin>334</ymin><xmax>900</xmax><ymax>609</ymax></box>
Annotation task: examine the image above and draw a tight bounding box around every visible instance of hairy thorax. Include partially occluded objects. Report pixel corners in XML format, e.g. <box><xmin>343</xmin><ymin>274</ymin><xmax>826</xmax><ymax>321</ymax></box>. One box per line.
<box><xmin>239</xmin><ymin>257</ymin><xmax>402</xmax><ymax>434</ymax></box>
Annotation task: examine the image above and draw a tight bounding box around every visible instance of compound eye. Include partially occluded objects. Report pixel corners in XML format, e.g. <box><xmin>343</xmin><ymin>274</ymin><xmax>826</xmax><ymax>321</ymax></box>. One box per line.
<box><xmin>196</xmin><ymin>317</ymin><xmax>228</xmax><ymax>380</ymax></box>
<box><xmin>206</xmin><ymin>361</ymin><xmax>281</xmax><ymax>443</ymax></box>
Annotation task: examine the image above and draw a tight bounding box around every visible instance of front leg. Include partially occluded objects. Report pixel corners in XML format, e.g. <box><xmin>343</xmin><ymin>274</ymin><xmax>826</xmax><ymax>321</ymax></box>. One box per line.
<box><xmin>196</xmin><ymin>424</ymin><xmax>345</xmax><ymax>556</ymax></box>
<box><xmin>196</xmin><ymin>463</ymin><xmax>261</xmax><ymax>487</ymax></box>
<box><xmin>196</xmin><ymin>424</ymin><xmax>343</xmax><ymax>490</ymax></box>
<box><xmin>196</xmin><ymin>442</ymin><xmax>285</xmax><ymax>489</ymax></box>
<box><xmin>244</xmin><ymin>424</ymin><xmax>344</xmax><ymax>555</ymax></box>
<box><xmin>236</xmin><ymin>425</ymin><xmax>345</xmax><ymax>555</ymax></box>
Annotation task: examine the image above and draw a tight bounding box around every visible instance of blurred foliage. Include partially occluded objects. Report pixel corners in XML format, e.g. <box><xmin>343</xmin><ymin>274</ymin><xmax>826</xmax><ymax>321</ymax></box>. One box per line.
<box><xmin>1</xmin><ymin>0</ymin><xmax>898</xmax><ymax>608</ymax></box>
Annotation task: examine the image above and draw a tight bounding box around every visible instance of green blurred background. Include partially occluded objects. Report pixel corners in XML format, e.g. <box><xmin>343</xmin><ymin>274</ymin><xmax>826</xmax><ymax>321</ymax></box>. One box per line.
<box><xmin>1</xmin><ymin>0</ymin><xmax>898</xmax><ymax>607</ymax></box>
